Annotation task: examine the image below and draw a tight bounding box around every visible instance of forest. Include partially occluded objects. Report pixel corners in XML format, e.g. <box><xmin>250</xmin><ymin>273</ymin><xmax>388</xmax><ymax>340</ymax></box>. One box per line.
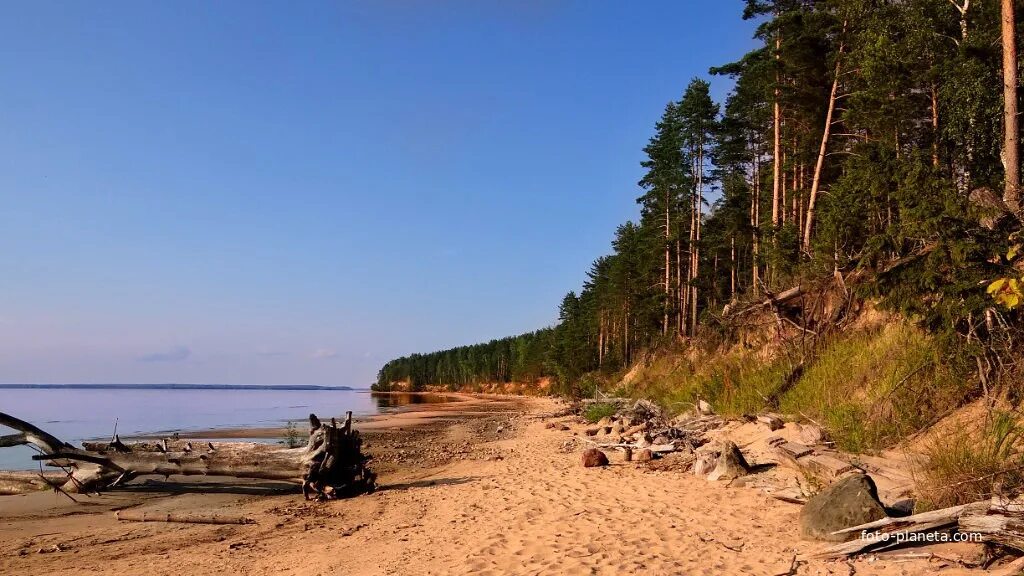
<box><xmin>376</xmin><ymin>0</ymin><xmax>1024</xmax><ymax>396</ymax></box>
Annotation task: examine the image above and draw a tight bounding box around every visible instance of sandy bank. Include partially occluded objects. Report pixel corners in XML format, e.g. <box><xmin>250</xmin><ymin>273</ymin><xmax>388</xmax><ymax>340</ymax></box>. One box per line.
<box><xmin>0</xmin><ymin>394</ymin><xmax>992</xmax><ymax>575</ymax></box>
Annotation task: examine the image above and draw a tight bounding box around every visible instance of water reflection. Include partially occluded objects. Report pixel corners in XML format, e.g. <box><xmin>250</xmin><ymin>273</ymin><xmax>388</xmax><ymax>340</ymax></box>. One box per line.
<box><xmin>370</xmin><ymin>392</ymin><xmax>461</xmax><ymax>410</ymax></box>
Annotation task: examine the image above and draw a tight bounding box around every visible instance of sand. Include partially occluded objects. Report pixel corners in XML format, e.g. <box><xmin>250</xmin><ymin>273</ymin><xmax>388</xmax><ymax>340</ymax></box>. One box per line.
<box><xmin>0</xmin><ymin>395</ymin><xmax>991</xmax><ymax>575</ymax></box>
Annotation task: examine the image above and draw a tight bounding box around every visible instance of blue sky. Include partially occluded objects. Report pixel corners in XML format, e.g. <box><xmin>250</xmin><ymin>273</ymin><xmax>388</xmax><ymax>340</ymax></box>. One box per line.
<box><xmin>0</xmin><ymin>1</ymin><xmax>757</xmax><ymax>386</ymax></box>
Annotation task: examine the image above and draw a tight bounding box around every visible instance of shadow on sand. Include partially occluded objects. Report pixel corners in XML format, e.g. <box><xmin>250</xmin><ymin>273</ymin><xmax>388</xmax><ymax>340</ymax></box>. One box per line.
<box><xmin>378</xmin><ymin>476</ymin><xmax>476</xmax><ymax>492</ymax></box>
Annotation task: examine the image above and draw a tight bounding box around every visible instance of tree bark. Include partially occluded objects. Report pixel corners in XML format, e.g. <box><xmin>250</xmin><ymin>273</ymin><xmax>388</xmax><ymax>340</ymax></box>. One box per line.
<box><xmin>1003</xmin><ymin>0</ymin><xmax>1020</xmax><ymax>212</ymax></box>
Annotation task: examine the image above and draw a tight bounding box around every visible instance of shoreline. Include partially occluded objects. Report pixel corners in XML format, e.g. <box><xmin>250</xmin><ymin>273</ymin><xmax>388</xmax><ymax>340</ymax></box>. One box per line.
<box><xmin>120</xmin><ymin>391</ymin><xmax>477</xmax><ymax>441</ymax></box>
<box><xmin>0</xmin><ymin>394</ymin><xmax>980</xmax><ymax>576</ymax></box>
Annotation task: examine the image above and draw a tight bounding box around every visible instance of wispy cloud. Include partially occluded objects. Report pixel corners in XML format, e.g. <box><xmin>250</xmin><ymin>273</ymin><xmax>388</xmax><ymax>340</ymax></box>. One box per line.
<box><xmin>309</xmin><ymin>348</ymin><xmax>340</xmax><ymax>360</ymax></box>
<box><xmin>138</xmin><ymin>346</ymin><xmax>191</xmax><ymax>363</ymax></box>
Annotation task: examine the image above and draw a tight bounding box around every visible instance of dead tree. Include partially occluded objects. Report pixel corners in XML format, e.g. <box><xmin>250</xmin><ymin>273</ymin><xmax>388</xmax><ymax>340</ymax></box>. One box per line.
<box><xmin>0</xmin><ymin>411</ymin><xmax>374</xmax><ymax>499</ymax></box>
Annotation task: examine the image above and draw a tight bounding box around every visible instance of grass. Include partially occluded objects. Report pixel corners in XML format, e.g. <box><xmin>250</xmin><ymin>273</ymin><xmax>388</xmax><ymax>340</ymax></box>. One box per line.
<box><xmin>916</xmin><ymin>410</ymin><xmax>1024</xmax><ymax>510</ymax></box>
<box><xmin>619</xmin><ymin>347</ymin><xmax>794</xmax><ymax>418</ymax></box>
<box><xmin>583</xmin><ymin>402</ymin><xmax>619</xmax><ymax>423</ymax></box>
<box><xmin>620</xmin><ymin>320</ymin><xmax>969</xmax><ymax>455</ymax></box>
<box><xmin>779</xmin><ymin>321</ymin><xmax>969</xmax><ymax>453</ymax></box>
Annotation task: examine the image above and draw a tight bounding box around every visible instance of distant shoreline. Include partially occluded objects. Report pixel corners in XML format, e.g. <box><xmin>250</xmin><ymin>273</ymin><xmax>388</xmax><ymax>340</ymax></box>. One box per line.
<box><xmin>0</xmin><ymin>383</ymin><xmax>358</xmax><ymax>391</ymax></box>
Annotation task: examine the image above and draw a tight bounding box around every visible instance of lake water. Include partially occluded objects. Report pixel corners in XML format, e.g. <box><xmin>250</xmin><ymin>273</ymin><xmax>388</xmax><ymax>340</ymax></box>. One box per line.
<box><xmin>0</xmin><ymin>387</ymin><xmax>411</xmax><ymax>470</ymax></box>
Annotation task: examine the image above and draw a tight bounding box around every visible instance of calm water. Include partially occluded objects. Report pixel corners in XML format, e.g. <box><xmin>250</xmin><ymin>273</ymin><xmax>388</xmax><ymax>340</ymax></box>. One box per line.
<box><xmin>0</xmin><ymin>387</ymin><xmax>407</xmax><ymax>470</ymax></box>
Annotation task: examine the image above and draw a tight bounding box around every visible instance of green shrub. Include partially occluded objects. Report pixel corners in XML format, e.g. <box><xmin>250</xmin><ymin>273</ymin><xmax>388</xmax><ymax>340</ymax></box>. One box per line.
<box><xmin>583</xmin><ymin>402</ymin><xmax>618</xmax><ymax>423</ymax></box>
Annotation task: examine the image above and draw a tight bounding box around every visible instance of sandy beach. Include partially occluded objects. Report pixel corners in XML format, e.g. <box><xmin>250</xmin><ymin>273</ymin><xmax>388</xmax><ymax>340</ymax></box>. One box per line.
<box><xmin>0</xmin><ymin>394</ymin><xmax>988</xmax><ymax>575</ymax></box>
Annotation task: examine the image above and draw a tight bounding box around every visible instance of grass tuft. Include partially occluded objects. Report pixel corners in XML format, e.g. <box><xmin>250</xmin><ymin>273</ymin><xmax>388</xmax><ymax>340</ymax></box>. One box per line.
<box><xmin>583</xmin><ymin>402</ymin><xmax>619</xmax><ymax>423</ymax></box>
<box><xmin>916</xmin><ymin>410</ymin><xmax>1024</xmax><ymax>510</ymax></box>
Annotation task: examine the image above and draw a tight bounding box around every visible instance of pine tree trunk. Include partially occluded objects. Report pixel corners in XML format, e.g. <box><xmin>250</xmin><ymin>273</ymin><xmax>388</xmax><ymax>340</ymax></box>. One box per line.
<box><xmin>663</xmin><ymin>188</ymin><xmax>671</xmax><ymax>335</ymax></box>
<box><xmin>772</xmin><ymin>32</ymin><xmax>782</xmax><ymax>230</ymax></box>
<box><xmin>676</xmin><ymin>237</ymin><xmax>683</xmax><ymax>335</ymax></box>
<box><xmin>751</xmin><ymin>144</ymin><xmax>761</xmax><ymax>296</ymax></box>
<box><xmin>931</xmin><ymin>83</ymin><xmax>940</xmax><ymax>169</ymax></box>
<box><xmin>692</xmin><ymin>140</ymin><xmax>703</xmax><ymax>335</ymax></box>
<box><xmin>730</xmin><ymin>235</ymin><xmax>736</xmax><ymax>300</ymax></box>
<box><xmin>803</xmin><ymin>26</ymin><xmax>846</xmax><ymax>252</ymax></box>
<box><xmin>1003</xmin><ymin>0</ymin><xmax>1020</xmax><ymax>212</ymax></box>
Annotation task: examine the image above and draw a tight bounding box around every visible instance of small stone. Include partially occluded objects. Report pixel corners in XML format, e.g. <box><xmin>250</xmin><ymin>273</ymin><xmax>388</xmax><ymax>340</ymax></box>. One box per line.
<box><xmin>692</xmin><ymin>451</ymin><xmax>716</xmax><ymax>476</ymax></box>
<box><xmin>557</xmin><ymin>424</ymin><xmax>571</xmax><ymax>431</ymax></box>
<box><xmin>635</xmin><ymin>448</ymin><xmax>654</xmax><ymax>462</ymax></box>
<box><xmin>581</xmin><ymin>448</ymin><xmax>609</xmax><ymax>468</ymax></box>
<box><xmin>799</xmin><ymin>424</ymin><xmax>830</xmax><ymax>445</ymax></box>
<box><xmin>584</xmin><ymin>427</ymin><xmax>599</xmax><ymax>436</ymax></box>
<box><xmin>545</xmin><ymin>422</ymin><xmax>556</xmax><ymax>429</ymax></box>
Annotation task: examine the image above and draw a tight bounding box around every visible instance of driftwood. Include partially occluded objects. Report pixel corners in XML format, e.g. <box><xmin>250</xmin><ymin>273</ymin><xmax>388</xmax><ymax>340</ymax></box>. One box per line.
<box><xmin>115</xmin><ymin>509</ymin><xmax>254</xmax><ymax>525</ymax></box>
<box><xmin>0</xmin><ymin>471</ymin><xmax>68</xmax><ymax>495</ymax></box>
<box><xmin>816</xmin><ymin>499</ymin><xmax>1004</xmax><ymax>558</ymax></box>
<box><xmin>0</xmin><ymin>411</ymin><xmax>374</xmax><ymax>498</ymax></box>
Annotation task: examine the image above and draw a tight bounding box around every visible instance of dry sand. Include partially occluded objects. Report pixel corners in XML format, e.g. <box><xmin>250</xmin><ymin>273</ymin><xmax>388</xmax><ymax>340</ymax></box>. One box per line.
<box><xmin>0</xmin><ymin>395</ymin><xmax>991</xmax><ymax>575</ymax></box>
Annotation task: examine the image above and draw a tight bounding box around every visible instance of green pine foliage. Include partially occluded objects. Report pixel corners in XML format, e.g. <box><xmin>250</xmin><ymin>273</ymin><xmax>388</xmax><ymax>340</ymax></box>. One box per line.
<box><xmin>378</xmin><ymin>0</ymin><xmax>1024</xmax><ymax>405</ymax></box>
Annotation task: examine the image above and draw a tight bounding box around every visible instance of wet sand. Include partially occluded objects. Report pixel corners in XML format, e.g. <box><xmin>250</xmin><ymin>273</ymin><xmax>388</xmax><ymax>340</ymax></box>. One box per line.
<box><xmin>0</xmin><ymin>394</ymin><xmax>989</xmax><ymax>575</ymax></box>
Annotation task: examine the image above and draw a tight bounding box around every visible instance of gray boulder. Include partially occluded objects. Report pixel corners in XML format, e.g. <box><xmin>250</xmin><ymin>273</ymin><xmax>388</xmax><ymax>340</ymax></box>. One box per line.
<box><xmin>706</xmin><ymin>441</ymin><xmax>750</xmax><ymax>481</ymax></box>
<box><xmin>799</xmin><ymin>473</ymin><xmax>887</xmax><ymax>542</ymax></box>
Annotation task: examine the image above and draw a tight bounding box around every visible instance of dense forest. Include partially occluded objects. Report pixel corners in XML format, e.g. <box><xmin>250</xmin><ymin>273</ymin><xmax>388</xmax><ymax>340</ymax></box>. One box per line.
<box><xmin>377</xmin><ymin>0</ymin><xmax>1024</xmax><ymax>395</ymax></box>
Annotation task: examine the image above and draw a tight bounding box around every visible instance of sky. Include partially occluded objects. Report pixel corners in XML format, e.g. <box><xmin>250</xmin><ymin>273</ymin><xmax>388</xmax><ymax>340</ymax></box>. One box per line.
<box><xmin>0</xmin><ymin>1</ymin><xmax>758</xmax><ymax>386</ymax></box>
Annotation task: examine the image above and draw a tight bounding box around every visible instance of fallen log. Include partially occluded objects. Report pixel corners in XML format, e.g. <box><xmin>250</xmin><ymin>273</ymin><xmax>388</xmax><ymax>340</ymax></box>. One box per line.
<box><xmin>959</xmin><ymin>513</ymin><xmax>1024</xmax><ymax>551</ymax></box>
<box><xmin>815</xmin><ymin>501</ymin><xmax>990</xmax><ymax>558</ymax></box>
<box><xmin>0</xmin><ymin>411</ymin><xmax>375</xmax><ymax>498</ymax></box>
<box><xmin>115</xmin><ymin>509</ymin><xmax>254</xmax><ymax>525</ymax></box>
<box><xmin>0</xmin><ymin>471</ymin><xmax>67</xmax><ymax>495</ymax></box>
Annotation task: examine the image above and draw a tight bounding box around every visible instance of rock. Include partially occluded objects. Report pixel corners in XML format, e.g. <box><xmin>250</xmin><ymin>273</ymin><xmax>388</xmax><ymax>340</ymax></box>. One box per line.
<box><xmin>697</xmin><ymin>399</ymin><xmax>714</xmax><ymax>415</ymax></box>
<box><xmin>557</xmin><ymin>424</ymin><xmax>571</xmax><ymax>431</ymax></box>
<box><xmin>584</xmin><ymin>427</ymin><xmax>599</xmax><ymax>437</ymax></box>
<box><xmin>635</xmin><ymin>434</ymin><xmax>651</xmax><ymax>448</ymax></box>
<box><xmin>706</xmin><ymin>441</ymin><xmax>750</xmax><ymax>481</ymax></box>
<box><xmin>602</xmin><ymin>426</ymin><xmax>613</xmax><ymax>435</ymax></box>
<box><xmin>635</xmin><ymin>448</ymin><xmax>654</xmax><ymax>462</ymax></box>
<box><xmin>799</xmin><ymin>473</ymin><xmax>887</xmax><ymax>542</ymax></box>
<box><xmin>611</xmin><ymin>424</ymin><xmax>625</xmax><ymax>436</ymax></box>
<box><xmin>496</xmin><ymin>426</ymin><xmax>505</xmax><ymax>433</ymax></box>
<box><xmin>581</xmin><ymin>448</ymin><xmax>609</xmax><ymax>468</ymax></box>
<box><xmin>545</xmin><ymin>422</ymin><xmax>556</xmax><ymax>429</ymax></box>
<box><xmin>597</xmin><ymin>417</ymin><xmax>614</xmax><ymax>428</ymax></box>
<box><xmin>693</xmin><ymin>451</ymin><xmax>715</xmax><ymax>476</ymax></box>
<box><xmin>757</xmin><ymin>414</ymin><xmax>784</xmax><ymax>431</ymax></box>
<box><xmin>799</xmin><ymin>424</ymin><xmax>830</xmax><ymax>445</ymax></box>
<box><xmin>624</xmin><ymin>423</ymin><xmax>647</xmax><ymax>437</ymax></box>
<box><xmin>653</xmin><ymin>435</ymin><xmax>671</xmax><ymax>445</ymax></box>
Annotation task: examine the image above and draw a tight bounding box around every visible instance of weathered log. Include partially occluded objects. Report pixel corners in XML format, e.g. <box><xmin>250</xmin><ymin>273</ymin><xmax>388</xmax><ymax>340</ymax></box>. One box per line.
<box><xmin>815</xmin><ymin>501</ymin><xmax>990</xmax><ymax>558</ymax></box>
<box><xmin>115</xmin><ymin>509</ymin><xmax>254</xmax><ymax>525</ymax></box>
<box><xmin>0</xmin><ymin>411</ymin><xmax>375</xmax><ymax>497</ymax></box>
<box><xmin>959</xmin><ymin>513</ymin><xmax>1024</xmax><ymax>551</ymax></box>
<box><xmin>0</xmin><ymin>471</ymin><xmax>67</xmax><ymax>495</ymax></box>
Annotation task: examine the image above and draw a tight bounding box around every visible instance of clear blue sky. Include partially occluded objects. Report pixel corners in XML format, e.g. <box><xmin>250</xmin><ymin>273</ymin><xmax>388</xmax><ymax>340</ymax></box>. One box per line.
<box><xmin>0</xmin><ymin>1</ymin><xmax>757</xmax><ymax>386</ymax></box>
